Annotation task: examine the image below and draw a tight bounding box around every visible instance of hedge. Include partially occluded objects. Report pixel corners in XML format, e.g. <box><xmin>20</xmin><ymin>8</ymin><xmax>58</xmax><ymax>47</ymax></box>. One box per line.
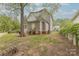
<box><xmin>60</xmin><ymin>23</ymin><xmax>79</xmax><ymax>46</ymax></box>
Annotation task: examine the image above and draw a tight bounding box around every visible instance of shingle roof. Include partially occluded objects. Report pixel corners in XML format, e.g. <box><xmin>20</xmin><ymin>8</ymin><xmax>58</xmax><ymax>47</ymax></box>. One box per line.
<box><xmin>27</xmin><ymin>8</ymin><xmax>52</xmax><ymax>23</ymax></box>
<box><xmin>72</xmin><ymin>10</ymin><xmax>79</xmax><ymax>21</ymax></box>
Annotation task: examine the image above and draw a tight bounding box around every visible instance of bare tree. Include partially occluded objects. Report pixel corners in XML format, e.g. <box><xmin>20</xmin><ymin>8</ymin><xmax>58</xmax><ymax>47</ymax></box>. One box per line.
<box><xmin>20</xmin><ymin>3</ymin><xmax>28</xmax><ymax>37</ymax></box>
<box><xmin>42</xmin><ymin>3</ymin><xmax>61</xmax><ymax>20</ymax></box>
<box><xmin>42</xmin><ymin>3</ymin><xmax>61</xmax><ymax>32</ymax></box>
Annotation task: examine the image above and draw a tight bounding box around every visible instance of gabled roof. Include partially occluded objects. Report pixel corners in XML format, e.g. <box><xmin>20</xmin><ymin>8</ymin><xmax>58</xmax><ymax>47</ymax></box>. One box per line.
<box><xmin>27</xmin><ymin>8</ymin><xmax>52</xmax><ymax>23</ymax></box>
<box><xmin>71</xmin><ymin>10</ymin><xmax>79</xmax><ymax>21</ymax></box>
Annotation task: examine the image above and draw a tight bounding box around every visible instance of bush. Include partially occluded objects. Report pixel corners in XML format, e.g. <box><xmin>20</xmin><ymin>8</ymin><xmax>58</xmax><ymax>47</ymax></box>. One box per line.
<box><xmin>60</xmin><ymin>28</ymin><xmax>67</xmax><ymax>35</ymax></box>
<box><xmin>60</xmin><ymin>20</ymin><xmax>72</xmax><ymax>36</ymax></box>
<box><xmin>70</xmin><ymin>23</ymin><xmax>79</xmax><ymax>35</ymax></box>
<box><xmin>0</xmin><ymin>16</ymin><xmax>20</xmax><ymax>33</ymax></box>
<box><xmin>70</xmin><ymin>23</ymin><xmax>79</xmax><ymax>46</ymax></box>
<box><xmin>60</xmin><ymin>21</ymin><xmax>79</xmax><ymax>46</ymax></box>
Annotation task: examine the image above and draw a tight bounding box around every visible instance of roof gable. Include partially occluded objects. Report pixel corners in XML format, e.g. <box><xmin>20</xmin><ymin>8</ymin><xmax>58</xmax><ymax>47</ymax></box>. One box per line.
<box><xmin>72</xmin><ymin>10</ymin><xmax>79</xmax><ymax>21</ymax></box>
<box><xmin>27</xmin><ymin>8</ymin><xmax>51</xmax><ymax>22</ymax></box>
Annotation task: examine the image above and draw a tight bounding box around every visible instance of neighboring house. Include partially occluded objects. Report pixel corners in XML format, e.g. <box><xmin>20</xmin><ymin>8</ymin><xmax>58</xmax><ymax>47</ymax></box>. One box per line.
<box><xmin>53</xmin><ymin>25</ymin><xmax>60</xmax><ymax>31</ymax></box>
<box><xmin>72</xmin><ymin>11</ymin><xmax>79</xmax><ymax>24</ymax></box>
<box><xmin>25</xmin><ymin>8</ymin><xmax>53</xmax><ymax>34</ymax></box>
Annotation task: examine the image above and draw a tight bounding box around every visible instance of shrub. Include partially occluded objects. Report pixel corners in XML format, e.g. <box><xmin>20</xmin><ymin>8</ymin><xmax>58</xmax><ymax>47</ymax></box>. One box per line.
<box><xmin>70</xmin><ymin>23</ymin><xmax>79</xmax><ymax>35</ymax></box>
<box><xmin>60</xmin><ymin>20</ymin><xmax>72</xmax><ymax>35</ymax></box>
<box><xmin>0</xmin><ymin>16</ymin><xmax>20</xmax><ymax>33</ymax></box>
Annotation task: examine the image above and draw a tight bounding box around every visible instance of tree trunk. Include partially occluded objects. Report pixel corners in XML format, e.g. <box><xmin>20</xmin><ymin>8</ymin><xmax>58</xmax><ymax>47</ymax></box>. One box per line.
<box><xmin>20</xmin><ymin>3</ymin><xmax>25</xmax><ymax>37</ymax></box>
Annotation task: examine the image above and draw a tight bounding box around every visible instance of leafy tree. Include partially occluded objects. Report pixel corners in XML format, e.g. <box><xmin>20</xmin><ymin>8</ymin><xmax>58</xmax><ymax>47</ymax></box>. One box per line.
<box><xmin>0</xmin><ymin>3</ymin><xmax>29</xmax><ymax>37</ymax></box>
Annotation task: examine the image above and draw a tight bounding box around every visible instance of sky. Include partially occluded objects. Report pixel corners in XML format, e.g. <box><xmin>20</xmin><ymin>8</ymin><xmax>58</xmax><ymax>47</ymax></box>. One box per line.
<box><xmin>24</xmin><ymin>3</ymin><xmax>79</xmax><ymax>19</ymax></box>
<box><xmin>0</xmin><ymin>3</ymin><xmax>79</xmax><ymax>20</ymax></box>
<box><xmin>54</xmin><ymin>3</ymin><xmax>79</xmax><ymax>19</ymax></box>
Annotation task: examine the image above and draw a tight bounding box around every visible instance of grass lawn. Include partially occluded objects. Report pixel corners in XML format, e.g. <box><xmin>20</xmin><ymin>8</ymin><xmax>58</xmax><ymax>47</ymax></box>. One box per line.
<box><xmin>0</xmin><ymin>33</ymin><xmax>19</xmax><ymax>50</ymax></box>
<box><xmin>0</xmin><ymin>32</ymin><xmax>62</xmax><ymax>55</ymax></box>
<box><xmin>0</xmin><ymin>32</ymin><xmax>77</xmax><ymax>56</ymax></box>
<box><xmin>29</xmin><ymin>34</ymin><xmax>61</xmax><ymax>46</ymax></box>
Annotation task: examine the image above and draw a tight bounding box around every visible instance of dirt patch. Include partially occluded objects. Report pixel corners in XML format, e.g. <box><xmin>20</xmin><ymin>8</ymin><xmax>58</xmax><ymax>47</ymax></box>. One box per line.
<box><xmin>0</xmin><ymin>46</ymin><xmax>18</xmax><ymax>56</ymax></box>
<box><xmin>1</xmin><ymin>32</ymin><xmax>79</xmax><ymax>56</ymax></box>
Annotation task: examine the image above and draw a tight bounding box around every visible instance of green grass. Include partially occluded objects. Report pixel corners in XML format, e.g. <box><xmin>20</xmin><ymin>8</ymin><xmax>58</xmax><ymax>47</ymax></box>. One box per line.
<box><xmin>26</xmin><ymin>34</ymin><xmax>61</xmax><ymax>55</ymax></box>
<box><xmin>0</xmin><ymin>33</ymin><xmax>18</xmax><ymax>50</ymax></box>
<box><xmin>29</xmin><ymin>34</ymin><xmax>61</xmax><ymax>47</ymax></box>
<box><xmin>30</xmin><ymin>35</ymin><xmax>60</xmax><ymax>44</ymax></box>
<box><xmin>0</xmin><ymin>33</ymin><xmax>61</xmax><ymax>51</ymax></box>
